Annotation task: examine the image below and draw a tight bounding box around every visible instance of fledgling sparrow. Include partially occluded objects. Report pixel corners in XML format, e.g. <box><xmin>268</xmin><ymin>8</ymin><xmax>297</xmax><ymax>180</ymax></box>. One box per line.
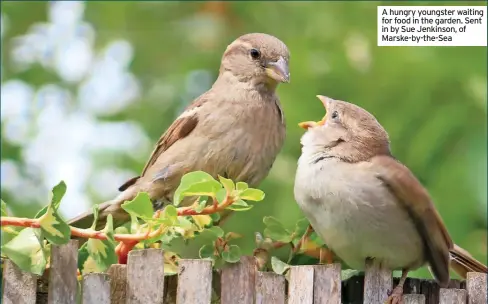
<box><xmin>69</xmin><ymin>33</ymin><xmax>290</xmax><ymax>230</ymax></box>
<box><xmin>294</xmin><ymin>95</ymin><xmax>487</xmax><ymax>303</ymax></box>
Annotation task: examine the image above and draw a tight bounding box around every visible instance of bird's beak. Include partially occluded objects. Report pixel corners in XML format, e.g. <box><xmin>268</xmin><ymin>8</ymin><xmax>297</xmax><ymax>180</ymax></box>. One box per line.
<box><xmin>265</xmin><ymin>56</ymin><xmax>290</xmax><ymax>83</ymax></box>
<box><xmin>298</xmin><ymin>95</ymin><xmax>329</xmax><ymax>130</ymax></box>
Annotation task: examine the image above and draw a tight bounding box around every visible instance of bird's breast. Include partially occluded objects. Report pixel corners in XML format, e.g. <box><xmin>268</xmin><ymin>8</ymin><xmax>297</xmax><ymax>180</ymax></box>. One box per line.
<box><xmin>294</xmin><ymin>158</ymin><xmax>424</xmax><ymax>271</ymax></box>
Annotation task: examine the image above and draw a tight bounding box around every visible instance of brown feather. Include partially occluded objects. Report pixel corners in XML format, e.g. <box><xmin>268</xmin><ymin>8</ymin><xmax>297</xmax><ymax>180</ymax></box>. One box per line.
<box><xmin>117</xmin><ymin>99</ymin><xmax>202</xmax><ymax>191</ymax></box>
<box><xmin>369</xmin><ymin>155</ymin><xmax>452</xmax><ymax>287</ymax></box>
<box><xmin>450</xmin><ymin>244</ymin><xmax>488</xmax><ymax>277</ymax></box>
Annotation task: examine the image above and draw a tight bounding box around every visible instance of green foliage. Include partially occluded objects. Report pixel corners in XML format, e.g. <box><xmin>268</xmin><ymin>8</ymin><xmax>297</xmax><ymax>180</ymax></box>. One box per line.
<box><xmin>263</xmin><ymin>216</ymin><xmax>294</xmax><ymax>243</ymax></box>
<box><xmin>173</xmin><ymin>171</ymin><xmax>222</xmax><ymax>206</ymax></box>
<box><xmin>1</xmin><ymin>1</ymin><xmax>486</xmax><ymax>280</ymax></box>
<box><xmin>121</xmin><ymin>192</ymin><xmax>155</xmax><ymax>220</ymax></box>
<box><xmin>1</xmin><ymin>172</ymin><xmax>266</xmax><ymax>275</ymax></box>
<box><xmin>271</xmin><ymin>256</ymin><xmax>290</xmax><ymax>275</ymax></box>
<box><xmin>1</xmin><ymin>228</ymin><xmax>48</xmax><ymax>275</ymax></box>
<box><xmin>1</xmin><ymin>200</ymin><xmax>7</xmax><ymax>216</ymax></box>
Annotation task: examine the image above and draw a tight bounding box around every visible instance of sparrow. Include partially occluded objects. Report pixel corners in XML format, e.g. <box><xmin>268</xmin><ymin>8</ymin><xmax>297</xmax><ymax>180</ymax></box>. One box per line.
<box><xmin>294</xmin><ymin>96</ymin><xmax>487</xmax><ymax>304</ymax></box>
<box><xmin>68</xmin><ymin>33</ymin><xmax>290</xmax><ymax>230</ymax></box>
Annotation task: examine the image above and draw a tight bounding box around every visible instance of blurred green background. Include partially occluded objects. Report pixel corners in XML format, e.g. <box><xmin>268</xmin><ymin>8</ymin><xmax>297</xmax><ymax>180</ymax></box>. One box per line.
<box><xmin>1</xmin><ymin>1</ymin><xmax>486</xmax><ymax>278</ymax></box>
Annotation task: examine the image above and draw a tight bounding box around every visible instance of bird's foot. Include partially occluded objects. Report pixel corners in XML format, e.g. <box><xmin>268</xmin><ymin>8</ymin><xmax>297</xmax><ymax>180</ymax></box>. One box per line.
<box><xmin>385</xmin><ymin>286</ymin><xmax>404</xmax><ymax>304</ymax></box>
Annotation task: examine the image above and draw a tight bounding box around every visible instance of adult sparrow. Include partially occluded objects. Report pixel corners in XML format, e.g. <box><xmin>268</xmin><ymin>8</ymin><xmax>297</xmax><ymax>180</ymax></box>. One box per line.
<box><xmin>294</xmin><ymin>96</ymin><xmax>487</xmax><ymax>303</ymax></box>
<box><xmin>69</xmin><ymin>33</ymin><xmax>290</xmax><ymax>230</ymax></box>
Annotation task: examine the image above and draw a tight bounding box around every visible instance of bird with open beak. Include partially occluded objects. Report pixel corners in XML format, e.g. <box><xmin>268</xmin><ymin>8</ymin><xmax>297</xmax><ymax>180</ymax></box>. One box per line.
<box><xmin>294</xmin><ymin>95</ymin><xmax>487</xmax><ymax>304</ymax></box>
<box><xmin>68</xmin><ymin>33</ymin><xmax>290</xmax><ymax>231</ymax></box>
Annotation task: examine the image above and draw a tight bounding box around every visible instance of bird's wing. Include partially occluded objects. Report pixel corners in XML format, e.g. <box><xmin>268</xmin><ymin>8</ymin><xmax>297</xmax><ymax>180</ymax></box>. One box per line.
<box><xmin>368</xmin><ymin>155</ymin><xmax>453</xmax><ymax>287</ymax></box>
<box><xmin>118</xmin><ymin>95</ymin><xmax>205</xmax><ymax>191</ymax></box>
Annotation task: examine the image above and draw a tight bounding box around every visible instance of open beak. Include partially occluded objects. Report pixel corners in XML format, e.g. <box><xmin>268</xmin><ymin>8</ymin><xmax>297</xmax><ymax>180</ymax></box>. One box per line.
<box><xmin>265</xmin><ymin>56</ymin><xmax>290</xmax><ymax>83</ymax></box>
<box><xmin>298</xmin><ymin>95</ymin><xmax>330</xmax><ymax>130</ymax></box>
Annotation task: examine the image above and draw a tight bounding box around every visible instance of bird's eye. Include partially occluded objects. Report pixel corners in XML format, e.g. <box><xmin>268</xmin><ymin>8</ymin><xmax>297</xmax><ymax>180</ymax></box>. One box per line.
<box><xmin>250</xmin><ymin>48</ymin><xmax>261</xmax><ymax>60</ymax></box>
<box><xmin>331</xmin><ymin>111</ymin><xmax>339</xmax><ymax>119</ymax></box>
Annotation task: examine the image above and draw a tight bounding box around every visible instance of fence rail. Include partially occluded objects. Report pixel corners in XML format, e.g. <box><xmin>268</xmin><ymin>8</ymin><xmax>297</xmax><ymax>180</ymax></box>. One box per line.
<box><xmin>2</xmin><ymin>240</ymin><xmax>487</xmax><ymax>304</ymax></box>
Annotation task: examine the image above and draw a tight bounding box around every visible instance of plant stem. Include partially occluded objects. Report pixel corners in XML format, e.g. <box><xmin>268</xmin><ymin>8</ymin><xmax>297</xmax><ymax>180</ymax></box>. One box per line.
<box><xmin>1</xmin><ymin>194</ymin><xmax>233</xmax><ymax>242</ymax></box>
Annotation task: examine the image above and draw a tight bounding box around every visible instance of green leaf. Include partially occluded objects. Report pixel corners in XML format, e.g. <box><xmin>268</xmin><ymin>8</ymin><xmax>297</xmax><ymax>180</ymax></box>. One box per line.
<box><xmin>218</xmin><ymin>175</ymin><xmax>235</xmax><ymax>193</ymax></box>
<box><xmin>162</xmin><ymin>205</ymin><xmax>178</xmax><ymax>225</ymax></box>
<box><xmin>264</xmin><ymin>225</ymin><xmax>292</xmax><ymax>243</ymax></box>
<box><xmin>129</xmin><ymin>214</ymin><xmax>141</xmax><ymax>233</ymax></box>
<box><xmin>206</xmin><ymin>226</ymin><xmax>224</xmax><ymax>238</ymax></box>
<box><xmin>236</xmin><ymin>182</ymin><xmax>248</xmax><ymax>191</ymax></box>
<box><xmin>1</xmin><ymin>199</ymin><xmax>7</xmax><ymax>216</ymax></box>
<box><xmin>1</xmin><ymin>228</ymin><xmax>47</xmax><ymax>275</ymax></box>
<box><xmin>176</xmin><ymin>180</ymin><xmax>222</xmax><ymax>205</ymax></box>
<box><xmin>210</xmin><ymin>213</ymin><xmax>221</xmax><ymax>223</ymax></box>
<box><xmin>177</xmin><ymin>216</ymin><xmax>193</xmax><ymax>230</ymax></box>
<box><xmin>263</xmin><ymin>216</ymin><xmax>284</xmax><ymax>227</ymax></box>
<box><xmin>51</xmin><ymin>181</ymin><xmax>67</xmax><ymax>208</ymax></box>
<box><xmin>86</xmin><ymin>236</ymin><xmax>117</xmax><ymax>273</ymax></box>
<box><xmin>222</xmin><ymin>245</ymin><xmax>241</xmax><ymax>263</ymax></box>
<box><xmin>173</xmin><ymin>171</ymin><xmax>219</xmax><ymax>206</ymax></box>
<box><xmin>194</xmin><ymin>196</ymin><xmax>208</xmax><ymax>213</ymax></box>
<box><xmin>239</xmin><ymin>188</ymin><xmax>265</xmax><ymax>201</ymax></box>
<box><xmin>215</xmin><ymin>188</ymin><xmax>226</xmax><ymax>204</ymax></box>
<box><xmin>271</xmin><ymin>256</ymin><xmax>290</xmax><ymax>275</ymax></box>
<box><xmin>121</xmin><ymin>192</ymin><xmax>154</xmax><ymax>220</ymax></box>
<box><xmin>38</xmin><ymin>203</ymin><xmax>70</xmax><ymax>245</ymax></box>
<box><xmin>199</xmin><ymin>244</ymin><xmax>215</xmax><ymax>259</ymax></box>
<box><xmin>263</xmin><ymin>216</ymin><xmax>292</xmax><ymax>242</ymax></box>
<box><xmin>294</xmin><ymin>218</ymin><xmax>310</xmax><ymax>238</ymax></box>
<box><xmin>227</xmin><ymin>199</ymin><xmax>253</xmax><ymax>211</ymax></box>
<box><xmin>91</xmin><ymin>205</ymin><xmax>100</xmax><ymax>230</ymax></box>
<box><xmin>34</xmin><ymin>181</ymin><xmax>67</xmax><ymax>219</ymax></box>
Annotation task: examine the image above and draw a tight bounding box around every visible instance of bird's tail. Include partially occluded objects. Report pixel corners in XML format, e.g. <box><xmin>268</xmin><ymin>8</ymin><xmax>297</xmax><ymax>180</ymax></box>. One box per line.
<box><xmin>68</xmin><ymin>188</ymin><xmax>136</xmax><ymax>233</ymax></box>
<box><xmin>449</xmin><ymin>244</ymin><xmax>487</xmax><ymax>278</ymax></box>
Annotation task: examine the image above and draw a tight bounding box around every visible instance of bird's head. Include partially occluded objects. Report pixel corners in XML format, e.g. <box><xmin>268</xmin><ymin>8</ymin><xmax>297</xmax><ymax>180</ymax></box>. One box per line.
<box><xmin>298</xmin><ymin>95</ymin><xmax>391</xmax><ymax>162</ymax></box>
<box><xmin>220</xmin><ymin>33</ymin><xmax>290</xmax><ymax>88</ymax></box>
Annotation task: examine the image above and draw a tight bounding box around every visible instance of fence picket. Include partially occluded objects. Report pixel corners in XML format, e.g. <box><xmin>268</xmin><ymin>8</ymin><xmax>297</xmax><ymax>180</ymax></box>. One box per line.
<box><xmin>82</xmin><ymin>273</ymin><xmax>111</xmax><ymax>304</ymax></box>
<box><xmin>47</xmin><ymin>240</ymin><xmax>79</xmax><ymax>304</ymax></box>
<box><xmin>313</xmin><ymin>264</ymin><xmax>341</xmax><ymax>304</ymax></box>
<box><xmin>1</xmin><ymin>259</ymin><xmax>37</xmax><ymax>304</ymax></box>
<box><xmin>466</xmin><ymin>272</ymin><xmax>487</xmax><ymax>304</ymax></box>
<box><xmin>126</xmin><ymin>249</ymin><xmax>165</xmax><ymax>304</ymax></box>
<box><xmin>288</xmin><ymin>266</ymin><xmax>314</xmax><ymax>304</ymax></box>
<box><xmin>176</xmin><ymin>259</ymin><xmax>212</xmax><ymax>304</ymax></box>
<box><xmin>220</xmin><ymin>256</ymin><xmax>256</xmax><ymax>304</ymax></box>
<box><xmin>363</xmin><ymin>259</ymin><xmax>392</xmax><ymax>304</ymax></box>
<box><xmin>255</xmin><ymin>271</ymin><xmax>285</xmax><ymax>304</ymax></box>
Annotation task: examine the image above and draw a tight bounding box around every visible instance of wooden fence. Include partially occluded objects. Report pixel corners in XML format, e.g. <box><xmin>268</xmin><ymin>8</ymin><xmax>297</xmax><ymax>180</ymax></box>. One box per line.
<box><xmin>1</xmin><ymin>240</ymin><xmax>487</xmax><ymax>304</ymax></box>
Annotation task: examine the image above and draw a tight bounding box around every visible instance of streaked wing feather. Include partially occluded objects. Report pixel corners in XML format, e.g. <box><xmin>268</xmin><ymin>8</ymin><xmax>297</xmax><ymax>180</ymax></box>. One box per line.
<box><xmin>369</xmin><ymin>155</ymin><xmax>452</xmax><ymax>287</ymax></box>
<box><xmin>118</xmin><ymin>96</ymin><xmax>205</xmax><ymax>191</ymax></box>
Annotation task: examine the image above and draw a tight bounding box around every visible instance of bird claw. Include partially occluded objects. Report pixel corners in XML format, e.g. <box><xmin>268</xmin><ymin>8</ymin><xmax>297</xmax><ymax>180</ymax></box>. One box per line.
<box><xmin>384</xmin><ymin>286</ymin><xmax>404</xmax><ymax>304</ymax></box>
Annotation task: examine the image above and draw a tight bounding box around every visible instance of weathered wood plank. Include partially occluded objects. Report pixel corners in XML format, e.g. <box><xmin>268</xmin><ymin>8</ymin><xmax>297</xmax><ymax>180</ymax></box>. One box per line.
<box><xmin>313</xmin><ymin>263</ymin><xmax>341</xmax><ymax>304</ymax></box>
<box><xmin>288</xmin><ymin>266</ymin><xmax>314</xmax><ymax>304</ymax></box>
<box><xmin>420</xmin><ymin>280</ymin><xmax>440</xmax><ymax>304</ymax></box>
<box><xmin>107</xmin><ymin>264</ymin><xmax>127</xmax><ymax>304</ymax></box>
<box><xmin>255</xmin><ymin>271</ymin><xmax>285</xmax><ymax>304</ymax></box>
<box><xmin>48</xmin><ymin>240</ymin><xmax>79</xmax><ymax>304</ymax></box>
<box><xmin>126</xmin><ymin>249</ymin><xmax>165</xmax><ymax>304</ymax></box>
<box><xmin>363</xmin><ymin>260</ymin><xmax>392</xmax><ymax>304</ymax></box>
<box><xmin>2</xmin><ymin>259</ymin><xmax>37</xmax><ymax>304</ymax></box>
<box><xmin>466</xmin><ymin>272</ymin><xmax>487</xmax><ymax>304</ymax></box>
<box><xmin>404</xmin><ymin>294</ymin><xmax>426</xmax><ymax>304</ymax></box>
<box><xmin>176</xmin><ymin>259</ymin><xmax>212</xmax><ymax>304</ymax></box>
<box><xmin>220</xmin><ymin>256</ymin><xmax>256</xmax><ymax>304</ymax></box>
<box><xmin>439</xmin><ymin>288</ymin><xmax>466</xmax><ymax>304</ymax></box>
<box><xmin>83</xmin><ymin>273</ymin><xmax>111</xmax><ymax>304</ymax></box>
